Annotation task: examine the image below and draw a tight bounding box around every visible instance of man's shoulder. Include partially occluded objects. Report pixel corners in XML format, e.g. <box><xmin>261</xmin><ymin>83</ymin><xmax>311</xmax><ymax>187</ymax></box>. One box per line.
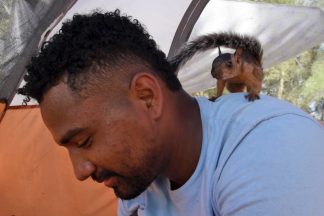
<box><xmin>210</xmin><ymin>96</ymin><xmax>324</xmax><ymax>216</ymax></box>
<box><xmin>197</xmin><ymin>93</ymin><xmax>321</xmax><ymax>152</ymax></box>
<box><xmin>197</xmin><ymin>93</ymin><xmax>312</xmax><ymax>127</ymax></box>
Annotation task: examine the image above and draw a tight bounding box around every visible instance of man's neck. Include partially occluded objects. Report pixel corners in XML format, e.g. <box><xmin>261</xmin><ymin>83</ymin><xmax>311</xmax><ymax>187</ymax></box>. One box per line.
<box><xmin>163</xmin><ymin>91</ymin><xmax>203</xmax><ymax>188</ymax></box>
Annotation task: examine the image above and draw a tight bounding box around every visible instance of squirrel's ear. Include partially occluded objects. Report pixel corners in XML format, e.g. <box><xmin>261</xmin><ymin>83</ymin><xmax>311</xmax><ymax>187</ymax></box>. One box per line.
<box><xmin>234</xmin><ymin>48</ymin><xmax>243</xmax><ymax>64</ymax></box>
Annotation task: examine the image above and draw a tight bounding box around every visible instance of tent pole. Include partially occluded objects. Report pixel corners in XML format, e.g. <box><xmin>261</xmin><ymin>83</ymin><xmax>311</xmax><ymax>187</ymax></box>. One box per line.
<box><xmin>168</xmin><ymin>0</ymin><xmax>209</xmax><ymax>62</ymax></box>
<box><xmin>0</xmin><ymin>100</ymin><xmax>7</xmax><ymax>123</ymax></box>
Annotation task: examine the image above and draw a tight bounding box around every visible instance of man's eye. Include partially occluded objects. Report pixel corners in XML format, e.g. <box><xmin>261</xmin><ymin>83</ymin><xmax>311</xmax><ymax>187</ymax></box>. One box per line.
<box><xmin>77</xmin><ymin>137</ymin><xmax>92</xmax><ymax>148</ymax></box>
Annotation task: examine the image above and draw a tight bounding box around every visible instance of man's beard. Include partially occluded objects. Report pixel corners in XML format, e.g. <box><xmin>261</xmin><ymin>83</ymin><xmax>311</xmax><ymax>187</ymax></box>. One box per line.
<box><xmin>92</xmin><ymin>168</ymin><xmax>157</xmax><ymax>200</ymax></box>
<box><xmin>113</xmin><ymin>174</ymin><xmax>157</xmax><ymax>200</ymax></box>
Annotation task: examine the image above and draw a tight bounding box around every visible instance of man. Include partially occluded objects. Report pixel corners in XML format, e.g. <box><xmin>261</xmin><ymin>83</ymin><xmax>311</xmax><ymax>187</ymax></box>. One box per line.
<box><xmin>19</xmin><ymin>10</ymin><xmax>324</xmax><ymax>216</ymax></box>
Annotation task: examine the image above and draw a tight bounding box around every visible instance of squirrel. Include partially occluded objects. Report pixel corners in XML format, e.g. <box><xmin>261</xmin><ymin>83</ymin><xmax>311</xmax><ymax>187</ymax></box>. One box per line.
<box><xmin>169</xmin><ymin>32</ymin><xmax>264</xmax><ymax>101</ymax></box>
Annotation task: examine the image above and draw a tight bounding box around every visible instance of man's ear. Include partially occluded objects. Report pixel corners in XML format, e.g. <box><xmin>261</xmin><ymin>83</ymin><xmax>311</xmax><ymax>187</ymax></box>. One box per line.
<box><xmin>234</xmin><ymin>48</ymin><xmax>243</xmax><ymax>64</ymax></box>
<box><xmin>129</xmin><ymin>72</ymin><xmax>163</xmax><ymax>120</ymax></box>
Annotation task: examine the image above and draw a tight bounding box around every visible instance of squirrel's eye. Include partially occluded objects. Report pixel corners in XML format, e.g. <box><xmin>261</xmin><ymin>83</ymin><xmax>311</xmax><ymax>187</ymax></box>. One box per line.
<box><xmin>225</xmin><ymin>61</ymin><xmax>232</xmax><ymax>67</ymax></box>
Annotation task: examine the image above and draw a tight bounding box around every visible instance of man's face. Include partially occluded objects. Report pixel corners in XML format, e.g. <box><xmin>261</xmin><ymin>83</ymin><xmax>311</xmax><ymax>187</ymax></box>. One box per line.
<box><xmin>40</xmin><ymin>81</ymin><xmax>165</xmax><ymax>200</ymax></box>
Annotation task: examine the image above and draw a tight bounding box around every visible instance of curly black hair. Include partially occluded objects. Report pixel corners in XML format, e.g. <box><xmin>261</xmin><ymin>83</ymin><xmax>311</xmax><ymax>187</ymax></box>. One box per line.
<box><xmin>18</xmin><ymin>9</ymin><xmax>182</xmax><ymax>103</ymax></box>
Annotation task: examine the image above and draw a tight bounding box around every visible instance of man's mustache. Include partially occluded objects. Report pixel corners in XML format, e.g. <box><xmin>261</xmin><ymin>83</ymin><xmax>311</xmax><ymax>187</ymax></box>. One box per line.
<box><xmin>91</xmin><ymin>169</ymin><xmax>119</xmax><ymax>182</ymax></box>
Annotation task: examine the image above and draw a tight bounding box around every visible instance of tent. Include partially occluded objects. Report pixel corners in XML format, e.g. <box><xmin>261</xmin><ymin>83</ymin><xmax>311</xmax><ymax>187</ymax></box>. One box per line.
<box><xmin>0</xmin><ymin>0</ymin><xmax>323</xmax><ymax>215</ymax></box>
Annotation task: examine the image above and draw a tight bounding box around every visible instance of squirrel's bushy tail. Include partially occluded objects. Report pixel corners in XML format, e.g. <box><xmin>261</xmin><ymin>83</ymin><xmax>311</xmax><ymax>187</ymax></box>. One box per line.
<box><xmin>170</xmin><ymin>32</ymin><xmax>263</xmax><ymax>71</ymax></box>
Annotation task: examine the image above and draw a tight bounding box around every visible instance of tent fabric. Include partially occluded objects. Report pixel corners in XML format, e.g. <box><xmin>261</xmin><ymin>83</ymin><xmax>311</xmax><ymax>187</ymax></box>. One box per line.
<box><xmin>0</xmin><ymin>0</ymin><xmax>76</xmax><ymax>103</ymax></box>
<box><xmin>46</xmin><ymin>0</ymin><xmax>192</xmax><ymax>57</ymax></box>
<box><xmin>0</xmin><ymin>107</ymin><xmax>118</xmax><ymax>216</ymax></box>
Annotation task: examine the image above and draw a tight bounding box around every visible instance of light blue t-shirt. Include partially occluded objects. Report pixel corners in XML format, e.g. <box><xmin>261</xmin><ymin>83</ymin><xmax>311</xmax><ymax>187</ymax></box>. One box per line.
<box><xmin>118</xmin><ymin>93</ymin><xmax>324</xmax><ymax>216</ymax></box>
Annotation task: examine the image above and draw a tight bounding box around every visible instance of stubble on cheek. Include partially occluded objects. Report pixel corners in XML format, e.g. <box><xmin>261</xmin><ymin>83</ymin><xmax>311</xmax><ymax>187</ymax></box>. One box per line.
<box><xmin>98</xmin><ymin>113</ymin><xmax>165</xmax><ymax>199</ymax></box>
<box><xmin>113</xmin><ymin>132</ymin><xmax>164</xmax><ymax>199</ymax></box>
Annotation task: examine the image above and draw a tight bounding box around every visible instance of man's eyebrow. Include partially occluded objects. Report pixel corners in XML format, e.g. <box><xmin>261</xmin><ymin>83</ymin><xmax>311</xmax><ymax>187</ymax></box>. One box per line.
<box><xmin>59</xmin><ymin>128</ymin><xmax>84</xmax><ymax>145</ymax></box>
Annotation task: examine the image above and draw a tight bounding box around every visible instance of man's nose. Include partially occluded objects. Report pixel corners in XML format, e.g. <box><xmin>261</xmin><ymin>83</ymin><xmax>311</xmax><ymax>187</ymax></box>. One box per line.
<box><xmin>68</xmin><ymin>149</ymin><xmax>96</xmax><ymax>181</ymax></box>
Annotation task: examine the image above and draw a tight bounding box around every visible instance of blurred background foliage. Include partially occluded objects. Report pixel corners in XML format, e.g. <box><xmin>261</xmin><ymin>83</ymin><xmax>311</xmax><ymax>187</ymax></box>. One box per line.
<box><xmin>196</xmin><ymin>0</ymin><xmax>324</xmax><ymax>121</ymax></box>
